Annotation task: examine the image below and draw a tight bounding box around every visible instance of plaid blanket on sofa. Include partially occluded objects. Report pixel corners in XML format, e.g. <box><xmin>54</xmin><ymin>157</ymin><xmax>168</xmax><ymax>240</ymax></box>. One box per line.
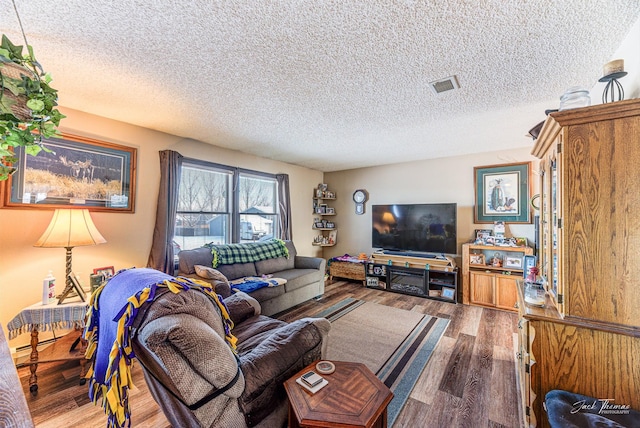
<box><xmin>205</xmin><ymin>238</ymin><xmax>289</xmax><ymax>267</ymax></box>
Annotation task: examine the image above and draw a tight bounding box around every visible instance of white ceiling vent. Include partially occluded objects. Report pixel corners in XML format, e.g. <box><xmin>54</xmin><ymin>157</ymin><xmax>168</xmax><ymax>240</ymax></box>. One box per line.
<box><xmin>429</xmin><ymin>75</ymin><xmax>460</xmax><ymax>94</ymax></box>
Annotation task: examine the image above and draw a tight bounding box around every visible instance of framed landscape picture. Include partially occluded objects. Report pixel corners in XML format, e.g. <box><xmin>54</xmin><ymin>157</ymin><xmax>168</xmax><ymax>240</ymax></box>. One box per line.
<box><xmin>1</xmin><ymin>133</ymin><xmax>137</xmax><ymax>212</ymax></box>
<box><xmin>474</xmin><ymin>162</ymin><xmax>532</xmax><ymax>223</ymax></box>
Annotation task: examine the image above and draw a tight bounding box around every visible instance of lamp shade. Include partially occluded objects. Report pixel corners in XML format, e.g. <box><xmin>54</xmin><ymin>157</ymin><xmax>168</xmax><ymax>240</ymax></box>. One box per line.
<box><xmin>34</xmin><ymin>209</ymin><xmax>106</xmax><ymax>248</ymax></box>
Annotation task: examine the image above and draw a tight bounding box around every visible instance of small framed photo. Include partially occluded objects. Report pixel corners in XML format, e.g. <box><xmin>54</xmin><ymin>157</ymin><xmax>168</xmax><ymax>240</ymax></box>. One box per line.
<box><xmin>69</xmin><ymin>273</ymin><xmax>87</xmax><ymax>301</ymax></box>
<box><xmin>318</xmin><ymin>183</ymin><xmax>328</xmax><ymax>191</ymax></box>
<box><xmin>326</xmin><ymin>221</ymin><xmax>335</xmax><ymax>228</ymax></box>
<box><xmin>475</xmin><ymin>229</ymin><xmax>492</xmax><ymax>239</ymax></box>
<box><xmin>90</xmin><ymin>274</ymin><xmax>105</xmax><ymax>292</ymax></box>
<box><xmin>315</xmin><ymin>221</ymin><xmax>324</xmax><ymax>228</ymax></box>
<box><xmin>470</xmin><ymin>253</ymin><xmax>485</xmax><ymax>265</ymax></box>
<box><xmin>93</xmin><ymin>266</ymin><xmax>115</xmax><ymax>278</ymax></box>
<box><xmin>493</xmin><ymin>221</ymin><xmax>506</xmax><ymax>235</ymax></box>
<box><xmin>326</xmin><ymin>207</ymin><xmax>335</xmax><ymax>214</ymax></box>
<box><xmin>441</xmin><ymin>287</ymin><xmax>456</xmax><ymax>300</ymax></box>
<box><xmin>514</xmin><ymin>237</ymin><xmax>528</xmax><ymax>247</ymax></box>
<box><xmin>316</xmin><ymin>189</ymin><xmax>323</xmax><ymax>198</ymax></box>
<box><xmin>504</xmin><ymin>256</ymin><xmax>523</xmax><ymax>269</ymax></box>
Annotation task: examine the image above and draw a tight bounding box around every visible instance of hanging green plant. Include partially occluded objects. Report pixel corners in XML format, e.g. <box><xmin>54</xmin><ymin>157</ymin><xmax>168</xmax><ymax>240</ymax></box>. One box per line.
<box><xmin>0</xmin><ymin>34</ymin><xmax>65</xmax><ymax>180</ymax></box>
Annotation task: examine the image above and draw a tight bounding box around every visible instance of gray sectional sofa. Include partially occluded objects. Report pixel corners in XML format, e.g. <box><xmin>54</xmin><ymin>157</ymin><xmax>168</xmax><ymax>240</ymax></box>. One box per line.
<box><xmin>177</xmin><ymin>240</ymin><xmax>326</xmax><ymax>316</ymax></box>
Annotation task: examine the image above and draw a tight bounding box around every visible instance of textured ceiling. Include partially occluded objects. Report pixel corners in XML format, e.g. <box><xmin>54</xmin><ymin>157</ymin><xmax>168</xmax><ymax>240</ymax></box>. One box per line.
<box><xmin>2</xmin><ymin>1</ymin><xmax>639</xmax><ymax>171</ymax></box>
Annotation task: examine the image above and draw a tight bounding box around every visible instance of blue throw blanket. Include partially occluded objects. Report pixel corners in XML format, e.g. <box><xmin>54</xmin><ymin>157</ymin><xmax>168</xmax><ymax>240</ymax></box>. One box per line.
<box><xmin>84</xmin><ymin>267</ymin><xmax>236</xmax><ymax>428</ymax></box>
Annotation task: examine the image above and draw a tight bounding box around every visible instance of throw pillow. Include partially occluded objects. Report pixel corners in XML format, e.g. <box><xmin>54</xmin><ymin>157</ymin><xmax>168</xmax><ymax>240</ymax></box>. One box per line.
<box><xmin>194</xmin><ymin>265</ymin><xmax>229</xmax><ymax>285</ymax></box>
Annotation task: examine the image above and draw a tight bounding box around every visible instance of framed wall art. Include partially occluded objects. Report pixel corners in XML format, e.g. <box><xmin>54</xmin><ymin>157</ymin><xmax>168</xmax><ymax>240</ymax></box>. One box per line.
<box><xmin>1</xmin><ymin>133</ymin><xmax>137</xmax><ymax>212</ymax></box>
<box><xmin>474</xmin><ymin>162</ymin><xmax>532</xmax><ymax>223</ymax></box>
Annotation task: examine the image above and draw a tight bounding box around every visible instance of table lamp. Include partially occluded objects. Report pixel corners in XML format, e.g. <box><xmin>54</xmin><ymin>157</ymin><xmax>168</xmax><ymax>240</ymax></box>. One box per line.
<box><xmin>34</xmin><ymin>209</ymin><xmax>107</xmax><ymax>304</ymax></box>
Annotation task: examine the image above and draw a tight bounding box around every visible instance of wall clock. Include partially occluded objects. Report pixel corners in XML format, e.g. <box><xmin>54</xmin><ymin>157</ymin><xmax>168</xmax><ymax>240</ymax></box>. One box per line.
<box><xmin>353</xmin><ymin>189</ymin><xmax>368</xmax><ymax>215</ymax></box>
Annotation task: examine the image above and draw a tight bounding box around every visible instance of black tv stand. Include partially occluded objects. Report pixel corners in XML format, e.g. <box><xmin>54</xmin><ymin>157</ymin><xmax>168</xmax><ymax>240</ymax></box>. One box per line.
<box><xmin>366</xmin><ymin>252</ymin><xmax>458</xmax><ymax>303</ymax></box>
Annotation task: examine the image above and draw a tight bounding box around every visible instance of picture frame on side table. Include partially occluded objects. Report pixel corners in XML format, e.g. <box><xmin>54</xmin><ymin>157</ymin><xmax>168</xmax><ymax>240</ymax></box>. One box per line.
<box><xmin>474</xmin><ymin>162</ymin><xmax>532</xmax><ymax>223</ymax></box>
<box><xmin>56</xmin><ymin>273</ymin><xmax>87</xmax><ymax>304</ymax></box>
<box><xmin>1</xmin><ymin>133</ymin><xmax>137</xmax><ymax>212</ymax></box>
<box><xmin>93</xmin><ymin>266</ymin><xmax>115</xmax><ymax>279</ymax></box>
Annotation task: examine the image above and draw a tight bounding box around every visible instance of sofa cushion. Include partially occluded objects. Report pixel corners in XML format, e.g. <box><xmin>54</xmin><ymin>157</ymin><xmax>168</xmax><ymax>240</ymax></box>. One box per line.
<box><xmin>245</xmin><ymin>284</ymin><xmax>285</xmax><ymax>303</ymax></box>
<box><xmin>273</xmin><ymin>268</ymin><xmax>323</xmax><ymax>292</ymax></box>
<box><xmin>216</xmin><ymin>262</ymin><xmax>257</xmax><ymax>281</ymax></box>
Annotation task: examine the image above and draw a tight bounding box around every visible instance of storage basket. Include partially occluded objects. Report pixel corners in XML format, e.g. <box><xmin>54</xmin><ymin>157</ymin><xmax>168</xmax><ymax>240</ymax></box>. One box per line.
<box><xmin>329</xmin><ymin>261</ymin><xmax>366</xmax><ymax>281</ymax></box>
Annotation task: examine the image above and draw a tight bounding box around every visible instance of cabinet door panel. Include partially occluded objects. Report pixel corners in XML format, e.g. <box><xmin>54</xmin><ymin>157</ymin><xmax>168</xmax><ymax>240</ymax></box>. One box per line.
<box><xmin>470</xmin><ymin>271</ymin><xmax>495</xmax><ymax>306</ymax></box>
<box><xmin>495</xmin><ymin>275</ymin><xmax>518</xmax><ymax>311</ymax></box>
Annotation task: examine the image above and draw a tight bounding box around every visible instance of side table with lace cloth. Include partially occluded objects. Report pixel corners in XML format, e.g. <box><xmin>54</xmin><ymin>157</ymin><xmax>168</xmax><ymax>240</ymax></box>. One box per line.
<box><xmin>7</xmin><ymin>298</ymin><xmax>89</xmax><ymax>395</ymax></box>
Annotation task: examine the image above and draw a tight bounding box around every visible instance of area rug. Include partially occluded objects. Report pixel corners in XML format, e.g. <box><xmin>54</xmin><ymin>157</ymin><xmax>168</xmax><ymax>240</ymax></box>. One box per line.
<box><xmin>314</xmin><ymin>297</ymin><xmax>450</xmax><ymax>427</ymax></box>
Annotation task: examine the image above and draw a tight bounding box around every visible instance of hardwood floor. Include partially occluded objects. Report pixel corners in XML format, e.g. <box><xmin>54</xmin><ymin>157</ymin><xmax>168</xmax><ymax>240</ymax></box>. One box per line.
<box><xmin>17</xmin><ymin>280</ymin><xmax>521</xmax><ymax>427</ymax></box>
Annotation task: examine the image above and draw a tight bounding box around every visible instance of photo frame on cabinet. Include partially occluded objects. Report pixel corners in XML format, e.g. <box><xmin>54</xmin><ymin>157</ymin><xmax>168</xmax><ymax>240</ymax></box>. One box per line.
<box><xmin>504</xmin><ymin>256</ymin><xmax>523</xmax><ymax>269</ymax></box>
<box><xmin>475</xmin><ymin>229</ymin><xmax>492</xmax><ymax>240</ymax></box>
<box><xmin>474</xmin><ymin>162</ymin><xmax>532</xmax><ymax>223</ymax></box>
<box><xmin>1</xmin><ymin>133</ymin><xmax>137</xmax><ymax>212</ymax></box>
<box><xmin>470</xmin><ymin>253</ymin><xmax>486</xmax><ymax>265</ymax></box>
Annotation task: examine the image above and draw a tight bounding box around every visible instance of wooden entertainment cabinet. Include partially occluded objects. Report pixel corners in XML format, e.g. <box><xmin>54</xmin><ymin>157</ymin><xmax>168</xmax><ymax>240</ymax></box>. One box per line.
<box><xmin>365</xmin><ymin>252</ymin><xmax>458</xmax><ymax>302</ymax></box>
<box><xmin>461</xmin><ymin>243</ymin><xmax>533</xmax><ymax>312</ymax></box>
<box><xmin>517</xmin><ymin>99</ymin><xmax>640</xmax><ymax>427</ymax></box>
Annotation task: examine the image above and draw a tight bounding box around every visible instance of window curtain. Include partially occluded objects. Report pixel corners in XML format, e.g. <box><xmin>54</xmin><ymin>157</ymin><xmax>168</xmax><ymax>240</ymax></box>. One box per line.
<box><xmin>276</xmin><ymin>173</ymin><xmax>292</xmax><ymax>240</ymax></box>
<box><xmin>147</xmin><ymin>150</ymin><xmax>183</xmax><ymax>273</ymax></box>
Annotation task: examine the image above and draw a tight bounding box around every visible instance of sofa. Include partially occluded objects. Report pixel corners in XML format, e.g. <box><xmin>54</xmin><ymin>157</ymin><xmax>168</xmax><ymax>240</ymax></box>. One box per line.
<box><xmin>177</xmin><ymin>240</ymin><xmax>326</xmax><ymax>316</ymax></box>
<box><xmin>85</xmin><ymin>267</ymin><xmax>331</xmax><ymax>428</ymax></box>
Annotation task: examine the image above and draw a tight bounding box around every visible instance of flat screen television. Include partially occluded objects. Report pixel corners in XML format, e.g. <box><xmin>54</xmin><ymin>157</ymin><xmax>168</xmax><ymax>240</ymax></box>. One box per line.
<box><xmin>372</xmin><ymin>203</ymin><xmax>457</xmax><ymax>254</ymax></box>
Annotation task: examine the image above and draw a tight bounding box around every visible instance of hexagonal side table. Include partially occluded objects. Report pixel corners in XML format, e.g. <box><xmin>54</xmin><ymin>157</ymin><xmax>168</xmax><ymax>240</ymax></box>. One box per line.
<box><xmin>284</xmin><ymin>361</ymin><xmax>393</xmax><ymax>428</ymax></box>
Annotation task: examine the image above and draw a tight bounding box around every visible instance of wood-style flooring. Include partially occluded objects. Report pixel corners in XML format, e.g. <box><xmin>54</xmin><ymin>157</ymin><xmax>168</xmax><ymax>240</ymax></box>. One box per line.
<box><xmin>17</xmin><ymin>280</ymin><xmax>521</xmax><ymax>427</ymax></box>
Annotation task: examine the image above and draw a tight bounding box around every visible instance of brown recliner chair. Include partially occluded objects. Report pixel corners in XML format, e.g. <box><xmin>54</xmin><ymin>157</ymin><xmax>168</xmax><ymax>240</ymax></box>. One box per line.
<box><xmin>130</xmin><ymin>287</ymin><xmax>330</xmax><ymax>428</ymax></box>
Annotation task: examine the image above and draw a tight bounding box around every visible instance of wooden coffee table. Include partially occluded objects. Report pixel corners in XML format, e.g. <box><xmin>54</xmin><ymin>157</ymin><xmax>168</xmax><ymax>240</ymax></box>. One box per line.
<box><xmin>284</xmin><ymin>361</ymin><xmax>393</xmax><ymax>428</ymax></box>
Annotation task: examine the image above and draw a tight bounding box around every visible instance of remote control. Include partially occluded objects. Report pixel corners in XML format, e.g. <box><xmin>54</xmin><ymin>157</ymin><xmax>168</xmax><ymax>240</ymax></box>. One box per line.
<box><xmin>301</xmin><ymin>371</ymin><xmax>323</xmax><ymax>387</ymax></box>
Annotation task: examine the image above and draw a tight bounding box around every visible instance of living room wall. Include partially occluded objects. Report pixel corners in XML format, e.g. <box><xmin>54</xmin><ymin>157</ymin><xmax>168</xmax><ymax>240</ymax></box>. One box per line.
<box><xmin>322</xmin><ymin>147</ymin><xmax>539</xmax><ymax>262</ymax></box>
<box><xmin>0</xmin><ymin>107</ymin><xmax>323</xmax><ymax>349</ymax></box>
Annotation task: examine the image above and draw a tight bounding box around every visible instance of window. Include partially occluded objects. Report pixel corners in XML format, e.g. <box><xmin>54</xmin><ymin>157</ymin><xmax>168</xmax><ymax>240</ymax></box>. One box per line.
<box><xmin>239</xmin><ymin>173</ymin><xmax>278</xmax><ymax>243</ymax></box>
<box><xmin>174</xmin><ymin>159</ymin><xmax>279</xmax><ymax>250</ymax></box>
